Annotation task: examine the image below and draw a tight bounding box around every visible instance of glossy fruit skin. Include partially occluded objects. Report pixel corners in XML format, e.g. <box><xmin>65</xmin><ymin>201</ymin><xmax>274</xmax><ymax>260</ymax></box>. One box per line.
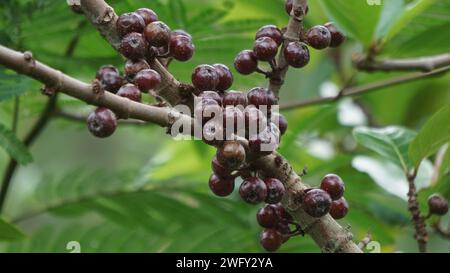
<box><xmin>255</xmin><ymin>25</ymin><xmax>283</xmax><ymax>46</ymax></box>
<box><xmin>303</xmin><ymin>189</ymin><xmax>332</xmax><ymax>218</ymax></box>
<box><xmin>329</xmin><ymin>197</ymin><xmax>349</xmax><ymax>220</ymax></box>
<box><xmin>144</xmin><ymin>21</ymin><xmax>171</xmax><ymax>47</ymax></box>
<box><xmin>119</xmin><ymin>32</ymin><xmax>147</xmax><ymax>61</ymax></box>
<box><xmin>253</xmin><ymin>37</ymin><xmax>278</xmax><ymax>61</ymax></box>
<box><xmin>192</xmin><ymin>65</ymin><xmax>219</xmax><ymax>91</ymax></box>
<box><xmin>136</xmin><ymin>8</ymin><xmax>158</xmax><ymax>25</ymax></box>
<box><xmin>213</xmin><ymin>64</ymin><xmax>233</xmax><ymax>92</ymax></box>
<box><xmin>277</xmin><ymin>222</ymin><xmax>291</xmax><ymax>243</ymax></box>
<box><xmin>264</xmin><ymin>178</ymin><xmax>286</xmax><ymax>204</ymax></box>
<box><xmin>209</xmin><ymin>174</ymin><xmax>235</xmax><ymax>197</ymax></box>
<box><xmin>116</xmin><ymin>12</ymin><xmax>145</xmax><ymax>38</ymax></box>
<box><xmin>257</xmin><ymin>204</ymin><xmax>280</xmax><ymax>228</ymax></box>
<box><xmin>134</xmin><ymin>69</ymin><xmax>161</xmax><ymax>92</ymax></box>
<box><xmin>100</xmin><ymin>71</ymin><xmax>123</xmax><ymax>94</ymax></box>
<box><xmin>260</xmin><ymin>229</ymin><xmax>283</xmax><ymax>252</ymax></box>
<box><xmin>124</xmin><ymin>59</ymin><xmax>150</xmax><ymax>78</ymax></box>
<box><xmin>223</xmin><ymin>91</ymin><xmax>248</xmax><ymax>107</ymax></box>
<box><xmin>324</xmin><ymin>22</ymin><xmax>345</xmax><ymax>48</ymax></box>
<box><xmin>217</xmin><ymin>141</ymin><xmax>246</xmax><ymax>170</ymax></box>
<box><xmin>247</xmin><ymin>87</ymin><xmax>277</xmax><ymax>109</ymax></box>
<box><xmin>428</xmin><ymin>194</ymin><xmax>449</xmax><ymax>216</ymax></box>
<box><xmin>87</xmin><ymin>107</ymin><xmax>117</xmax><ymax>138</ymax></box>
<box><xmin>96</xmin><ymin>65</ymin><xmax>119</xmax><ymax>80</ymax></box>
<box><xmin>271</xmin><ymin>112</ymin><xmax>288</xmax><ymax>136</ymax></box>
<box><xmin>320</xmin><ymin>174</ymin><xmax>345</xmax><ymax>201</ymax></box>
<box><xmin>117</xmin><ymin>84</ymin><xmax>142</xmax><ymax>102</ymax></box>
<box><xmin>211</xmin><ymin>156</ymin><xmax>233</xmax><ymax>179</ymax></box>
<box><xmin>198</xmin><ymin>91</ymin><xmax>223</xmax><ymax>106</ymax></box>
<box><xmin>306</xmin><ymin>25</ymin><xmax>331</xmax><ymax>50</ymax></box>
<box><xmin>171</xmin><ymin>29</ymin><xmax>192</xmax><ymax>40</ymax></box>
<box><xmin>169</xmin><ymin>35</ymin><xmax>195</xmax><ymax>62</ymax></box>
<box><xmin>234</xmin><ymin>50</ymin><xmax>258</xmax><ymax>75</ymax></box>
<box><xmin>284</xmin><ymin>41</ymin><xmax>310</xmax><ymax>68</ymax></box>
<box><xmin>239</xmin><ymin>177</ymin><xmax>268</xmax><ymax>204</ymax></box>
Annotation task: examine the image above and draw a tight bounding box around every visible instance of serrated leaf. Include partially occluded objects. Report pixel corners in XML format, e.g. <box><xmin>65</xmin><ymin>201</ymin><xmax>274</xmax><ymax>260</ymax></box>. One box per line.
<box><xmin>0</xmin><ymin>218</ymin><xmax>26</xmax><ymax>241</ymax></box>
<box><xmin>409</xmin><ymin>105</ymin><xmax>450</xmax><ymax>168</ymax></box>
<box><xmin>353</xmin><ymin>126</ymin><xmax>416</xmax><ymax>171</ymax></box>
<box><xmin>0</xmin><ymin>123</ymin><xmax>32</xmax><ymax>165</ymax></box>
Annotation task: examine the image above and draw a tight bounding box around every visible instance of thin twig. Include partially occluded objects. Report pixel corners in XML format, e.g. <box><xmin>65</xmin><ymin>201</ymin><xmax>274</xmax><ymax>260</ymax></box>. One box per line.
<box><xmin>354</xmin><ymin>53</ymin><xmax>450</xmax><ymax>72</ymax></box>
<box><xmin>280</xmin><ymin>66</ymin><xmax>450</xmax><ymax>110</ymax></box>
<box><xmin>269</xmin><ymin>0</ymin><xmax>307</xmax><ymax>97</ymax></box>
<box><xmin>406</xmin><ymin>169</ymin><xmax>428</xmax><ymax>253</ymax></box>
<box><xmin>0</xmin><ymin>96</ymin><xmax>58</xmax><ymax>213</ymax></box>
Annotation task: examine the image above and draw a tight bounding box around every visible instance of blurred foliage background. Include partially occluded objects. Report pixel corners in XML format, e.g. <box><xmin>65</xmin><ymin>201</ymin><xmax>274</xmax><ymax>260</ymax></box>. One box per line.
<box><xmin>0</xmin><ymin>0</ymin><xmax>449</xmax><ymax>253</ymax></box>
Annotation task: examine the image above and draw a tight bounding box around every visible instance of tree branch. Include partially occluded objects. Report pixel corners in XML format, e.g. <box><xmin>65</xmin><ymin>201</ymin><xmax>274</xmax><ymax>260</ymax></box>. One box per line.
<box><xmin>280</xmin><ymin>66</ymin><xmax>450</xmax><ymax>110</ymax></box>
<box><xmin>269</xmin><ymin>0</ymin><xmax>307</xmax><ymax>97</ymax></box>
<box><xmin>0</xmin><ymin>0</ymin><xmax>364</xmax><ymax>252</ymax></box>
<box><xmin>406</xmin><ymin>169</ymin><xmax>428</xmax><ymax>253</ymax></box>
<box><xmin>0</xmin><ymin>45</ymin><xmax>191</xmax><ymax>128</ymax></box>
<box><xmin>353</xmin><ymin>53</ymin><xmax>450</xmax><ymax>72</ymax></box>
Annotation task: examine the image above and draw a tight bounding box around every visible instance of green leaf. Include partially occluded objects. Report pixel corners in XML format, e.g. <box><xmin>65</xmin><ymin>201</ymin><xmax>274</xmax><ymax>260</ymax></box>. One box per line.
<box><xmin>0</xmin><ymin>69</ymin><xmax>32</xmax><ymax>101</ymax></box>
<box><xmin>352</xmin><ymin>155</ymin><xmax>433</xmax><ymax>199</ymax></box>
<box><xmin>318</xmin><ymin>0</ymin><xmax>382</xmax><ymax>47</ymax></box>
<box><xmin>382</xmin><ymin>1</ymin><xmax>450</xmax><ymax>57</ymax></box>
<box><xmin>374</xmin><ymin>0</ymin><xmax>405</xmax><ymax>40</ymax></box>
<box><xmin>353</xmin><ymin>126</ymin><xmax>416</xmax><ymax>171</ymax></box>
<box><xmin>382</xmin><ymin>0</ymin><xmax>436</xmax><ymax>46</ymax></box>
<box><xmin>0</xmin><ymin>123</ymin><xmax>33</xmax><ymax>165</ymax></box>
<box><xmin>0</xmin><ymin>218</ymin><xmax>26</xmax><ymax>241</ymax></box>
<box><xmin>409</xmin><ymin>105</ymin><xmax>450</xmax><ymax>167</ymax></box>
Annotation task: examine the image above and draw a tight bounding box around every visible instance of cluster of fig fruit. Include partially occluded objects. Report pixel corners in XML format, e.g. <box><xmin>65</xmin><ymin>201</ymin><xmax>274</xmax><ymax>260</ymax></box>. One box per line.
<box><xmin>87</xmin><ymin>8</ymin><xmax>195</xmax><ymax>138</ymax></box>
<box><xmin>258</xmin><ymin>174</ymin><xmax>349</xmax><ymax>252</ymax></box>
<box><xmin>234</xmin><ymin>0</ymin><xmax>344</xmax><ymax>79</ymax></box>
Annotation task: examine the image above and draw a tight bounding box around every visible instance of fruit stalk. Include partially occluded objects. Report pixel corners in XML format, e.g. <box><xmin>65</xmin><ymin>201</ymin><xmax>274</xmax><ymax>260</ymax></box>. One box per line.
<box><xmin>269</xmin><ymin>0</ymin><xmax>308</xmax><ymax>96</ymax></box>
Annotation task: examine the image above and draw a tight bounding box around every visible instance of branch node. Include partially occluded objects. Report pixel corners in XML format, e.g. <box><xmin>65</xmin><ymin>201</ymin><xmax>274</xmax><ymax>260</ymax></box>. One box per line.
<box><xmin>92</xmin><ymin>79</ymin><xmax>105</xmax><ymax>98</ymax></box>
<box><xmin>22</xmin><ymin>51</ymin><xmax>36</xmax><ymax>74</ymax></box>
<box><xmin>97</xmin><ymin>6</ymin><xmax>115</xmax><ymax>24</ymax></box>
